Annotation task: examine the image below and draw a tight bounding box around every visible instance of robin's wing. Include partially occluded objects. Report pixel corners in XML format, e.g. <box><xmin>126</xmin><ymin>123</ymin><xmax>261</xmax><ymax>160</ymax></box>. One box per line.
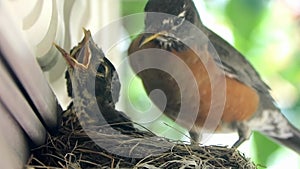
<box><xmin>202</xmin><ymin>27</ymin><xmax>271</xmax><ymax>96</ymax></box>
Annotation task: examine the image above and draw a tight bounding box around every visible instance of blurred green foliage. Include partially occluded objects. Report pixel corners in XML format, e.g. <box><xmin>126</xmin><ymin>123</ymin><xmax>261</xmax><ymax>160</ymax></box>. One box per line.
<box><xmin>121</xmin><ymin>0</ymin><xmax>147</xmax><ymax>16</ymax></box>
<box><xmin>252</xmin><ymin>132</ymin><xmax>280</xmax><ymax>166</ymax></box>
<box><xmin>225</xmin><ymin>0</ymin><xmax>269</xmax><ymax>53</ymax></box>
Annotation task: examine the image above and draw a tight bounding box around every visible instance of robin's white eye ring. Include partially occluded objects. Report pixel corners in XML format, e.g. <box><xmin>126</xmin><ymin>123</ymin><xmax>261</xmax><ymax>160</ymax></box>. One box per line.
<box><xmin>174</xmin><ymin>17</ymin><xmax>184</xmax><ymax>26</ymax></box>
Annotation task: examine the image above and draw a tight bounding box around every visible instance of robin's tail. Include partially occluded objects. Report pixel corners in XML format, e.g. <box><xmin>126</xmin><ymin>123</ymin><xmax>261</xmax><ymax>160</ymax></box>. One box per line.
<box><xmin>253</xmin><ymin>108</ymin><xmax>300</xmax><ymax>155</ymax></box>
<box><xmin>269</xmin><ymin>123</ymin><xmax>300</xmax><ymax>154</ymax></box>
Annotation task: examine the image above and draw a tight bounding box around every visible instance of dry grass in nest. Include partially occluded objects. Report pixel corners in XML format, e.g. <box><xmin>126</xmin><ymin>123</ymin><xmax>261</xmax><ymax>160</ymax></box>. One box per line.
<box><xmin>25</xmin><ymin>105</ymin><xmax>256</xmax><ymax>169</ymax></box>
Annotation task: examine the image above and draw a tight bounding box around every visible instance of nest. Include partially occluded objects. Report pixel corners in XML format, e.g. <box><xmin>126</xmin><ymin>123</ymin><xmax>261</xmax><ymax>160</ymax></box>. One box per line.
<box><xmin>26</xmin><ymin>29</ymin><xmax>256</xmax><ymax>169</ymax></box>
<box><xmin>25</xmin><ymin>105</ymin><xmax>256</xmax><ymax>169</ymax></box>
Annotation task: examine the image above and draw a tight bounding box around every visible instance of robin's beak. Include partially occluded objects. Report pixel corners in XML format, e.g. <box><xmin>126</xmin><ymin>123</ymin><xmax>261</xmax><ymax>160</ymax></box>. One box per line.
<box><xmin>139</xmin><ymin>31</ymin><xmax>168</xmax><ymax>48</ymax></box>
<box><xmin>54</xmin><ymin>28</ymin><xmax>92</xmax><ymax>69</ymax></box>
<box><xmin>53</xmin><ymin>43</ymin><xmax>77</xmax><ymax>68</ymax></box>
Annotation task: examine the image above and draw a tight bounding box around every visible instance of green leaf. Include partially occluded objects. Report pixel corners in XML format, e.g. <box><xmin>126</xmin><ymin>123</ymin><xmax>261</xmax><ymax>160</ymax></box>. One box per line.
<box><xmin>225</xmin><ymin>0</ymin><xmax>269</xmax><ymax>52</ymax></box>
<box><xmin>121</xmin><ymin>0</ymin><xmax>148</xmax><ymax>16</ymax></box>
<box><xmin>252</xmin><ymin>132</ymin><xmax>280</xmax><ymax>166</ymax></box>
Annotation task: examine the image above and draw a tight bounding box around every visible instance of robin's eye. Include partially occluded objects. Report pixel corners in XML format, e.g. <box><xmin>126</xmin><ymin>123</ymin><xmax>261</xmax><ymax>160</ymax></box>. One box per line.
<box><xmin>97</xmin><ymin>64</ymin><xmax>107</xmax><ymax>77</ymax></box>
<box><xmin>174</xmin><ymin>17</ymin><xmax>184</xmax><ymax>26</ymax></box>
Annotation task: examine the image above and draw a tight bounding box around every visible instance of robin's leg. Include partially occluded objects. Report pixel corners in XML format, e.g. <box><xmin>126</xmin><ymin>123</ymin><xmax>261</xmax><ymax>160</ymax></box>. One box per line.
<box><xmin>189</xmin><ymin>130</ymin><xmax>201</xmax><ymax>144</ymax></box>
<box><xmin>232</xmin><ymin>123</ymin><xmax>252</xmax><ymax>148</ymax></box>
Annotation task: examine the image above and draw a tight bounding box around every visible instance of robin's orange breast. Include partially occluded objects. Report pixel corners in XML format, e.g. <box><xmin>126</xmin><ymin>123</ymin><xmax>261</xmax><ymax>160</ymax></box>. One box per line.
<box><xmin>128</xmin><ymin>34</ymin><xmax>260</xmax><ymax>131</ymax></box>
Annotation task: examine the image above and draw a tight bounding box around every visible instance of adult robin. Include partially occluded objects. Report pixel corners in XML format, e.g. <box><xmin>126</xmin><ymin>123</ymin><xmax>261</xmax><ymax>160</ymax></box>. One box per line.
<box><xmin>128</xmin><ymin>0</ymin><xmax>300</xmax><ymax>154</ymax></box>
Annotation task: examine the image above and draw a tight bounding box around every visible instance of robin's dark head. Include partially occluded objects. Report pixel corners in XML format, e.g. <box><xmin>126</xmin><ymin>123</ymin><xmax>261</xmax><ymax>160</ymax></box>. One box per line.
<box><xmin>139</xmin><ymin>0</ymin><xmax>201</xmax><ymax>51</ymax></box>
<box><xmin>144</xmin><ymin>0</ymin><xmax>200</xmax><ymax>24</ymax></box>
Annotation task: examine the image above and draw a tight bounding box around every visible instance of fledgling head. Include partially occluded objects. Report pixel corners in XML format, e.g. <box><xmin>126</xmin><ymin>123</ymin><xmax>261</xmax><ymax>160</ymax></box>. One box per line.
<box><xmin>54</xmin><ymin>29</ymin><xmax>120</xmax><ymax>107</ymax></box>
